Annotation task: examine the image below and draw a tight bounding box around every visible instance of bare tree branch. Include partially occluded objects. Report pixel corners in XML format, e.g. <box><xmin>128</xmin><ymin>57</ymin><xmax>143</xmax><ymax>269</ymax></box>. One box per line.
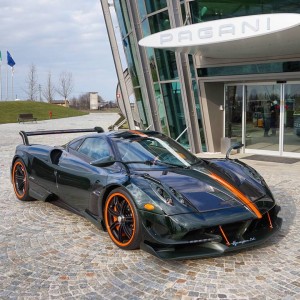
<box><xmin>56</xmin><ymin>71</ymin><xmax>73</xmax><ymax>105</ymax></box>
<box><xmin>25</xmin><ymin>64</ymin><xmax>39</xmax><ymax>101</ymax></box>
<box><xmin>42</xmin><ymin>71</ymin><xmax>56</xmax><ymax>103</ymax></box>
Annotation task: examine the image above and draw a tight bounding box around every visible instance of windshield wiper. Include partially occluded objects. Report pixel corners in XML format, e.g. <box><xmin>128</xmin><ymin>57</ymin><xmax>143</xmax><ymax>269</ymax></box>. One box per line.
<box><xmin>190</xmin><ymin>158</ymin><xmax>205</xmax><ymax>166</ymax></box>
<box><xmin>122</xmin><ymin>160</ymin><xmax>187</xmax><ymax>168</ymax></box>
<box><xmin>90</xmin><ymin>158</ymin><xmax>188</xmax><ymax>174</ymax></box>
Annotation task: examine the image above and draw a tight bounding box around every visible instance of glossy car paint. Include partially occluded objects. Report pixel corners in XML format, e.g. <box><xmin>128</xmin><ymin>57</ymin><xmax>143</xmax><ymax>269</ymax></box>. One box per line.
<box><xmin>11</xmin><ymin>130</ymin><xmax>282</xmax><ymax>259</ymax></box>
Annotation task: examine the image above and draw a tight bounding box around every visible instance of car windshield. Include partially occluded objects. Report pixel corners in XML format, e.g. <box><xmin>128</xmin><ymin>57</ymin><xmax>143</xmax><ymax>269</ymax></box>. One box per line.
<box><xmin>113</xmin><ymin>133</ymin><xmax>200</xmax><ymax>168</ymax></box>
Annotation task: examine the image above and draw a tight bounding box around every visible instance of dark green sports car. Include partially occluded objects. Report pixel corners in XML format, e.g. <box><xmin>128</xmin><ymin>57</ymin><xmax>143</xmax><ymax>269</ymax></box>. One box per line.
<box><xmin>11</xmin><ymin>127</ymin><xmax>282</xmax><ymax>259</ymax></box>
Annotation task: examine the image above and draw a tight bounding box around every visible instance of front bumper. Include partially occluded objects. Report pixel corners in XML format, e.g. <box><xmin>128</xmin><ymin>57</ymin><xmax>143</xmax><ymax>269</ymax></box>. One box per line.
<box><xmin>139</xmin><ymin>205</ymin><xmax>282</xmax><ymax>260</ymax></box>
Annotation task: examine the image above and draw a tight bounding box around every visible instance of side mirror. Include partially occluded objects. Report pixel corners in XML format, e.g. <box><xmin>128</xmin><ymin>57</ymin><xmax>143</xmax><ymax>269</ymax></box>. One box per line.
<box><xmin>226</xmin><ymin>142</ymin><xmax>244</xmax><ymax>159</ymax></box>
<box><xmin>90</xmin><ymin>156</ymin><xmax>115</xmax><ymax>167</ymax></box>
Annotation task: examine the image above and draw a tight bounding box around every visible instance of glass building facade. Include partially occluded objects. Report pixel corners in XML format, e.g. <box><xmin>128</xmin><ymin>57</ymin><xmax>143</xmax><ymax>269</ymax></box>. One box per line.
<box><xmin>112</xmin><ymin>0</ymin><xmax>206</xmax><ymax>152</ymax></box>
<box><xmin>108</xmin><ymin>0</ymin><xmax>300</xmax><ymax>157</ymax></box>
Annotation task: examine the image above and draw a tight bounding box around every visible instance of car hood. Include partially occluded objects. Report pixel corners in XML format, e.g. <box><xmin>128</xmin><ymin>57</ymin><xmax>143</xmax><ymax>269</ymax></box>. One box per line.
<box><xmin>144</xmin><ymin>159</ymin><xmax>272</xmax><ymax>214</ymax></box>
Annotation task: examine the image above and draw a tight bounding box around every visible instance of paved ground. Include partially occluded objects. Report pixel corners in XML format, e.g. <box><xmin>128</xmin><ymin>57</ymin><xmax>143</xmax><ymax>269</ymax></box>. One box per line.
<box><xmin>0</xmin><ymin>113</ymin><xmax>300</xmax><ymax>299</ymax></box>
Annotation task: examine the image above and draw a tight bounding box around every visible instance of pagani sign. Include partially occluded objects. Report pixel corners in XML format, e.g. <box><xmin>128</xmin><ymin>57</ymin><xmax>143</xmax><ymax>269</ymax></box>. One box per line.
<box><xmin>139</xmin><ymin>14</ymin><xmax>300</xmax><ymax>48</ymax></box>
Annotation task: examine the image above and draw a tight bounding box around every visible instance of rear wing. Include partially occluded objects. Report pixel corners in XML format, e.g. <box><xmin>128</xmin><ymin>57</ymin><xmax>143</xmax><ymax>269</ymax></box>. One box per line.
<box><xmin>19</xmin><ymin>127</ymin><xmax>104</xmax><ymax>145</ymax></box>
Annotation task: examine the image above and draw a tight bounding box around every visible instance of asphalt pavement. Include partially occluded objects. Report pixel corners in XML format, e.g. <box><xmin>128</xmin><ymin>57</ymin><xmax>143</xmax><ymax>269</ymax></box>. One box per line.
<box><xmin>0</xmin><ymin>113</ymin><xmax>299</xmax><ymax>299</ymax></box>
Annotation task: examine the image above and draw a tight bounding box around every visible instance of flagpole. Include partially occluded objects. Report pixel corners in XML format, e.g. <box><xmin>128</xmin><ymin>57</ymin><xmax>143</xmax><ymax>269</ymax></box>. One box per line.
<box><xmin>6</xmin><ymin>51</ymin><xmax>16</xmax><ymax>100</ymax></box>
<box><xmin>11</xmin><ymin>67</ymin><xmax>14</xmax><ymax>100</ymax></box>
<box><xmin>0</xmin><ymin>63</ymin><xmax>2</xmax><ymax>101</ymax></box>
<box><xmin>0</xmin><ymin>51</ymin><xmax>2</xmax><ymax>101</ymax></box>
<box><xmin>6</xmin><ymin>62</ymin><xmax>8</xmax><ymax>100</ymax></box>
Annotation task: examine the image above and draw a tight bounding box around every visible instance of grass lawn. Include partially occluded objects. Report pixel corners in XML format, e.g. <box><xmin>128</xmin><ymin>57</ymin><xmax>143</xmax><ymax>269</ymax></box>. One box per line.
<box><xmin>0</xmin><ymin>101</ymin><xmax>88</xmax><ymax>124</ymax></box>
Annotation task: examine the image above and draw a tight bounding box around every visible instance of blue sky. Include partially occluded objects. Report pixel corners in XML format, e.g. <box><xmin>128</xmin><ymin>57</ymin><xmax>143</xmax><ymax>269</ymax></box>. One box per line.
<box><xmin>0</xmin><ymin>0</ymin><xmax>125</xmax><ymax>101</ymax></box>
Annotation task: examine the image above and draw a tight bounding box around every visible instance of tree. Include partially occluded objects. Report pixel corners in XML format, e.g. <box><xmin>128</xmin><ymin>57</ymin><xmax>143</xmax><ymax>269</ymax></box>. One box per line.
<box><xmin>42</xmin><ymin>71</ymin><xmax>56</xmax><ymax>103</ymax></box>
<box><xmin>25</xmin><ymin>64</ymin><xmax>39</xmax><ymax>101</ymax></box>
<box><xmin>56</xmin><ymin>71</ymin><xmax>73</xmax><ymax>105</ymax></box>
<box><xmin>70</xmin><ymin>93</ymin><xmax>90</xmax><ymax>110</ymax></box>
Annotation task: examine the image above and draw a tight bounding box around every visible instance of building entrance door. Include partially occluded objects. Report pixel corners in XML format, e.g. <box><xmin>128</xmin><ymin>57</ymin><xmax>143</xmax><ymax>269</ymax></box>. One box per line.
<box><xmin>225</xmin><ymin>82</ymin><xmax>300</xmax><ymax>157</ymax></box>
<box><xmin>245</xmin><ymin>84</ymin><xmax>281</xmax><ymax>153</ymax></box>
<box><xmin>283</xmin><ymin>83</ymin><xmax>300</xmax><ymax>155</ymax></box>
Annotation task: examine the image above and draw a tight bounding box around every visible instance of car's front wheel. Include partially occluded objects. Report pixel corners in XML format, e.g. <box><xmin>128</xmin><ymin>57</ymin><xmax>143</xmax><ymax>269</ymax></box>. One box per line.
<box><xmin>104</xmin><ymin>188</ymin><xmax>141</xmax><ymax>250</ymax></box>
<box><xmin>12</xmin><ymin>158</ymin><xmax>33</xmax><ymax>201</ymax></box>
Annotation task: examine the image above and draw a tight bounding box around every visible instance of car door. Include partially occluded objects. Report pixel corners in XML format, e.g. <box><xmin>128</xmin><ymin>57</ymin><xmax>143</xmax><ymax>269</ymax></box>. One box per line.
<box><xmin>55</xmin><ymin>137</ymin><xmax>114</xmax><ymax>212</ymax></box>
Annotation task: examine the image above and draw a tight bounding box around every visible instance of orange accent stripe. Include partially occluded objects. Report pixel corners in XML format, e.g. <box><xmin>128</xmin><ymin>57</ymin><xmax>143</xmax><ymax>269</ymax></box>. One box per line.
<box><xmin>267</xmin><ymin>212</ymin><xmax>273</xmax><ymax>229</ymax></box>
<box><xmin>129</xmin><ymin>130</ymin><xmax>148</xmax><ymax>137</ymax></box>
<box><xmin>210</xmin><ymin>173</ymin><xmax>262</xmax><ymax>219</ymax></box>
<box><xmin>219</xmin><ymin>225</ymin><xmax>230</xmax><ymax>246</ymax></box>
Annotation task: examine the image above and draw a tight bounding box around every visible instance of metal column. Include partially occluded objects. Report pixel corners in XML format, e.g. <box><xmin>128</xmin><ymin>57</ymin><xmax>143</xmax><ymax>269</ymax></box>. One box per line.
<box><xmin>100</xmin><ymin>0</ymin><xmax>135</xmax><ymax>129</ymax></box>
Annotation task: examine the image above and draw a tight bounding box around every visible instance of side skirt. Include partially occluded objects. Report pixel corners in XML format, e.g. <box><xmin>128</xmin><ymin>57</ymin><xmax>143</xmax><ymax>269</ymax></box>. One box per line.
<box><xmin>50</xmin><ymin>198</ymin><xmax>103</xmax><ymax>230</ymax></box>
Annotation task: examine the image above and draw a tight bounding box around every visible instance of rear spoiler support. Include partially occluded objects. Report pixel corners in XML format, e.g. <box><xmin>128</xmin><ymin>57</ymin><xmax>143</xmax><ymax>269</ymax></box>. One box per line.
<box><xmin>19</xmin><ymin>127</ymin><xmax>104</xmax><ymax>145</ymax></box>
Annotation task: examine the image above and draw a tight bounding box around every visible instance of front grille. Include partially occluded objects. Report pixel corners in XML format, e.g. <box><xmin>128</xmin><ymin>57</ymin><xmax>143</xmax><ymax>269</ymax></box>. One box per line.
<box><xmin>185</xmin><ymin>205</ymin><xmax>280</xmax><ymax>246</ymax></box>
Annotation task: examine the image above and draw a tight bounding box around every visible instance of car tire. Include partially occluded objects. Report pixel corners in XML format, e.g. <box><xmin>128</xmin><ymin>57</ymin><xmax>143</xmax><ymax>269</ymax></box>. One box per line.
<box><xmin>104</xmin><ymin>187</ymin><xmax>141</xmax><ymax>250</ymax></box>
<box><xmin>12</xmin><ymin>158</ymin><xmax>34</xmax><ymax>201</ymax></box>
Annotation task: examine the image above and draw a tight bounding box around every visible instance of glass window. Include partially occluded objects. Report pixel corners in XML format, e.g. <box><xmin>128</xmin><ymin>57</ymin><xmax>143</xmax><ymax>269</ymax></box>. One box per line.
<box><xmin>148</xmin><ymin>10</ymin><xmax>170</xmax><ymax>34</ymax></box>
<box><xmin>68</xmin><ymin>139</ymin><xmax>83</xmax><ymax>150</ymax></box>
<box><xmin>113</xmin><ymin>133</ymin><xmax>197</xmax><ymax>168</ymax></box>
<box><xmin>161</xmin><ymin>82</ymin><xmax>189</xmax><ymax>148</ymax></box>
<box><xmin>155</xmin><ymin>49</ymin><xmax>178</xmax><ymax>81</ymax></box>
<box><xmin>181</xmin><ymin>3</ymin><xmax>186</xmax><ymax>24</ymax></box>
<box><xmin>284</xmin><ymin>84</ymin><xmax>300</xmax><ymax>153</ymax></box>
<box><xmin>225</xmin><ymin>85</ymin><xmax>243</xmax><ymax>139</ymax></box>
<box><xmin>141</xmin><ymin>19</ymin><xmax>150</xmax><ymax>37</ymax></box>
<box><xmin>78</xmin><ymin>138</ymin><xmax>113</xmax><ymax>161</ymax></box>
<box><xmin>143</xmin><ymin>0</ymin><xmax>167</xmax><ymax>15</ymax></box>
<box><xmin>114</xmin><ymin>0</ymin><xmax>131</xmax><ymax>38</ymax></box>
<box><xmin>198</xmin><ymin>61</ymin><xmax>300</xmax><ymax>78</ymax></box>
<box><xmin>192</xmin><ymin>80</ymin><xmax>206</xmax><ymax>151</ymax></box>
<box><xmin>189</xmin><ymin>0</ymin><xmax>300</xmax><ymax>23</ymax></box>
<box><xmin>137</xmin><ymin>0</ymin><xmax>147</xmax><ymax>21</ymax></box>
<box><xmin>245</xmin><ymin>84</ymin><xmax>280</xmax><ymax>151</ymax></box>
<box><xmin>154</xmin><ymin>83</ymin><xmax>169</xmax><ymax>135</ymax></box>
<box><xmin>189</xmin><ymin>55</ymin><xmax>196</xmax><ymax>79</ymax></box>
<box><xmin>141</xmin><ymin>20</ymin><xmax>159</xmax><ymax>82</ymax></box>
<box><xmin>134</xmin><ymin>88</ymin><xmax>149</xmax><ymax>128</ymax></box>
<box><xmin>123</xmin><ymin>34</ymin><xmax>140</xmax><ymax>87</ymax></box>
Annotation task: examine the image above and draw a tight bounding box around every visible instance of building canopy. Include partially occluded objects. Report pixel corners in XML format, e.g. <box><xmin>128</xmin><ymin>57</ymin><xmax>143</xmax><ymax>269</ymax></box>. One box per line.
<box><xmin>139</xmin><ymin>14</ymin><xmax>300</xmax><ymax>59</ymax></box>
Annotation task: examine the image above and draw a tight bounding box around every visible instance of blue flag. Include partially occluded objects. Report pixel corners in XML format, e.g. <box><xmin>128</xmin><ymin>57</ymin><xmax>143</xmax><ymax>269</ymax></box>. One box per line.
<box><xmin>7</xmin><ymin>51</ymin><xmax>15</xmax><ymax>67</ymax></box>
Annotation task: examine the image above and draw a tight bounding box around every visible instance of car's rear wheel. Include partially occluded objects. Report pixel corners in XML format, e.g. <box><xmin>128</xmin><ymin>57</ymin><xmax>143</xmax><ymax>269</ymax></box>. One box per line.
<box><xmin>12</xmin><ymin>158</ymin><xmax>33</xmax><ymax>201</ymax></box>
<box><xmin>104</xmin><ymin>188</ymin><xmax>141</xmax><ymax>250</ymax></box>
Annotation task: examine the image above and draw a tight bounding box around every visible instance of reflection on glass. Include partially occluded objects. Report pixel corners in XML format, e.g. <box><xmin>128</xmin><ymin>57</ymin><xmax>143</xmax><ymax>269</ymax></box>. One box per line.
<box><xmin>137</xmin><ymin>0</ymin><xmax>147</xmax><ymax>21</ymax></box>
<box><xmin>284</xmin><ymin>84</ymin><xmax>300</xmax><ymax>153</ymax></box>
<box><xmin>189</xmin><ymin>55</ymin><xmax>196</xmax><ymax>79</ymax></box>
<box><xmin>245</xmin><ymin>85</ymin><xmax>280</xmax><ymax>151</ymax></box>
<box><xmin>123</xmin><ymin>35</ymin><xmax>140</xmax><ymax>87</ymax></box>
<box><xmin>198</xmin><ymin>61</ymin><xmax>300</xmax><ymax>78</ymax></box>
<box><xmin>161</xmin><ymin>82</ymin><xmax>189</xmax><ymax>148</ymax></box>
<box><xmin>189</xmin><ymin>0</ymin><xmax>300</xmax><ymax>23</ymax></box>
<box><xmin>192</xmin><ymin>80</ymin><xmax>206</xmax><ymax>151</ymax></box>
<box><xmin>141</xmin><ymin>20</ymin><xmax>159</xmax><ymax>82</ymax></box>
<box><xmin>155</xmin><ymin>49</ymin><xmax>178</xmax><ymax>80</ymax></box>
<box><xmin>114</xmin><ymin>0</ymin><xmax>132</xmax><ymax>38</ymax></box>
<box><xmin>225</xmin><ymin>85</ymin><xmax>243</xmax><ymax>139</ymax></box>
<box><xmin>114</xmin><ymin>132</ymin><xmax>197</xmax><ymax>169</ymax></box>
<box><xmin>134</xmin><ymin>88</ymin><xmax>149</xmax><ymax>128</ymax></box>
<box><xmin>144</xmin><ymin>0</ymin><xmax>167</xmax><ymax>15</ymax></box>
<box><xmin>148</xmin><ymin>10</ymin><xmax>170</xmax><ymax>33</ymax></box>
<box><xmin>154</xmin><ymin>83</ymin><xmax>169</xmax><ymax>135</ymax></box>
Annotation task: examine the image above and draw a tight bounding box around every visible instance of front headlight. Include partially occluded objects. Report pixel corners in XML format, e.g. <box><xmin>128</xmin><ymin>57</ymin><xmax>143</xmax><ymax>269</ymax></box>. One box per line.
<box><xmin>151</xmin><ymin>183</ymin><xmax>196</xmax><ymax>209</ymax></box>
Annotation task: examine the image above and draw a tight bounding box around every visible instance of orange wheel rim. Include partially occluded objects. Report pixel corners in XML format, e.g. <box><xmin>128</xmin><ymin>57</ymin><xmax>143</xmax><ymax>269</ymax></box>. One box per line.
<box><xmin>12</xmin><ymin>161</ymin><xmax>27</xmax><ymax>199</ymax></box>
<box><xmin>104</xmin><ymin>192</ymin><xmax>135</xmax><ymax>247</ymax></box>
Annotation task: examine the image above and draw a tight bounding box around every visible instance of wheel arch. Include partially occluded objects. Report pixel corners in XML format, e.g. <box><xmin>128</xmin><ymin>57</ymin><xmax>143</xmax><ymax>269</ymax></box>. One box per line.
<box><xmin>11</xmin><ymin>152</ymin><xmax>30</xmax><ymax>177</ymax></box>
<box><xmin>98</xmin><ymin>183</ymin><xmax>125</xmax><ymax>230</ymax></box>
